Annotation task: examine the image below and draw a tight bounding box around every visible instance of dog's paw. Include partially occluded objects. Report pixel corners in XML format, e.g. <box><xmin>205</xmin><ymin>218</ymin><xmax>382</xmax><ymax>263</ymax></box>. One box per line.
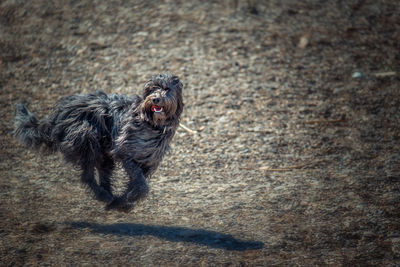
<box><xmin>126</xmin><ymin>186</ymin><xmax>148</xmax><ymax>203</ymax></box>
<box><xmin>97</xmin><ymin>189</ymin><xmax>113</xmax><ymax>203</ymax></box>
<box><xmin>105</xmin><ymin>197</ymin><xmax>133</xmax><ymax>213</ymax></box>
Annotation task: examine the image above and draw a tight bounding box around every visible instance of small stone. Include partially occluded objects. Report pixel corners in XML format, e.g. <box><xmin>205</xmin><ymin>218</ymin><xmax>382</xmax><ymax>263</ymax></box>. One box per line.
<box><xmin>352</xmin><ymin>72</ymin><xmax>363</xmax><ymax>78</ymax></box>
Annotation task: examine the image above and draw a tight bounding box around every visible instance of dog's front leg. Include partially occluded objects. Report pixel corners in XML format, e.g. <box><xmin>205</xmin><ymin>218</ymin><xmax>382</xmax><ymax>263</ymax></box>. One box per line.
<box><xmin>105</xmin><ymin>160</ymin><xmax>148</xmax><ymax>212</ymax></box>
<box><xmin>122</xmin><ymin>160</ymin><xmax>149</xmax><ymax>203</ymax></box>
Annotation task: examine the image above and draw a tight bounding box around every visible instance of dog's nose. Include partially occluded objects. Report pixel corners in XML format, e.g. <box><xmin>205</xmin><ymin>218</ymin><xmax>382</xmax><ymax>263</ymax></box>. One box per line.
<box><xmin>152</xmin><ymin>97</ymin><xmax>161</xmax><ymax>104</ymax></box>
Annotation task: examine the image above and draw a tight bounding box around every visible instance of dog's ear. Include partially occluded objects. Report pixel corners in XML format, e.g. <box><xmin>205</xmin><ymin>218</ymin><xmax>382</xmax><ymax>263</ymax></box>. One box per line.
<box><xmin>175</xmin><ymin>97</ymin><xmax>184</xmax><ymax>118</ymax></box>
<box><xmin>169</xmin><ymin>75</ymin><xmax>183</xmax><ymax>118</ymax></box>
<box><xmin>170</xmin><ymin>76</ymin><xmax>183</xmax><ymax>91</ymax></box>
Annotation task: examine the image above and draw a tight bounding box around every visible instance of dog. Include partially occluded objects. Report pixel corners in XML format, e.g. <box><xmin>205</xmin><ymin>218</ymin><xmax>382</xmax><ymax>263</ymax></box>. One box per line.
<box><xmin>14</xmin><ymin>73</ymin><xmax>184</xmax><ymax>212</ymax></box>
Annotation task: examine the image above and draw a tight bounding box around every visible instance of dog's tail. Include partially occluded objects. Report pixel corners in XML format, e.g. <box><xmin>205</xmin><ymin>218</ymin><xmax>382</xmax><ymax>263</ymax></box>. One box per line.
<box><xmin>13</xmin><ymin>103</ymin><xmax>52</xmax><ymax>150</ymax></box>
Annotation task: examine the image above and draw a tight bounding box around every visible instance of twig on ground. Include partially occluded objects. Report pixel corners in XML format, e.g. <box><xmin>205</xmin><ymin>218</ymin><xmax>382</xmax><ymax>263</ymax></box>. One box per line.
<box><xmin>373</xmin><ymin>71</ymin><xmax>396</xmax><ymax>78</ymax></box>
<box><xmin>179</xmin><ymin>123</ymin><xmax>198</xmax><ymax>134</ymax></box>
<box><xmin>259</xmin><ymin>159</ymin><xmax>326</xmax><ymax>172</ymax></box>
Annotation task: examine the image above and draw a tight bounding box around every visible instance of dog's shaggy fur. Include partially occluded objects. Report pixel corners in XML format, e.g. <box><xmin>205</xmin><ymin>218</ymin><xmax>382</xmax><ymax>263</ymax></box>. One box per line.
<box><xmin>14</xmin><ymin>73</ymin><xmax>183</xmax><ymax>212</ymax></box>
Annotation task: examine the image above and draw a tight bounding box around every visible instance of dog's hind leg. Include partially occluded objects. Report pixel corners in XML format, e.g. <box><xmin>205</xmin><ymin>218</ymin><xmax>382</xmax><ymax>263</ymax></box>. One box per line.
<box><xmin>105</xmin><ymin>160</ymin><xmax>148</xmax><ymax>212</ymax></box>
<box><xmin>81</xmin><ymin>164</ymin><xmax>113</xmax><ymax>203</ymax></box>
<box><xmin>96</xmin><ymin>155</ymin><xmax>115</xmax><ymax>195</ymax></box>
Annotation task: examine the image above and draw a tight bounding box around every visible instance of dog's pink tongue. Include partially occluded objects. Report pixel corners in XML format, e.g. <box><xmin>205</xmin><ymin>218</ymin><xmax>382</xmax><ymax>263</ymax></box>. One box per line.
<box><xmin>151</xmin><ymin>105</ymin><xmax>162</xmax><ymax>112</ymax></box>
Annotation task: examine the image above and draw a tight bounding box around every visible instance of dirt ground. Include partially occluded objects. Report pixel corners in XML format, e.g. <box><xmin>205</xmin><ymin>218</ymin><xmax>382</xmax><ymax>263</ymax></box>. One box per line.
<box><xmin>1</xmin><ymin>0</ymin><xmax>400</xmax><ymax>266</ymax></box>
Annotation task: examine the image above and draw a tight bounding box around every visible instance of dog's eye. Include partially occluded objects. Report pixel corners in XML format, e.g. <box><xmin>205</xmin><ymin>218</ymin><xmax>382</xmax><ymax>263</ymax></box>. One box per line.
<box><xmin>150</xmin><ymin>87</ymin><xmax>160</xmax><ymax>94</ymax></box>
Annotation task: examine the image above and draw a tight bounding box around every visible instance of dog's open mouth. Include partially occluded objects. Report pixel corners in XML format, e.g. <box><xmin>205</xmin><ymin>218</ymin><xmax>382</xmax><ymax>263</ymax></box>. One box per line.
<box><xmin>151</xmin><ymin>105</ymin><xmax>163</xmax><ymax>113</ymax></box>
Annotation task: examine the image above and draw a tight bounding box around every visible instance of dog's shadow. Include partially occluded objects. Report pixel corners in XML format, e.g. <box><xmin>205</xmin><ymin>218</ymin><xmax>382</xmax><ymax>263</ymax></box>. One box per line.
<box><xmin>68</xmin><ymin>221</ymin><xmax>263</xmax><ymax>251</ymax></box>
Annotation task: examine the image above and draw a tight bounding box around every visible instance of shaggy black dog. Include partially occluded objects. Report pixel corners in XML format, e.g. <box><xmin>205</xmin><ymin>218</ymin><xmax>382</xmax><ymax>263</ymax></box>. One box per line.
<box><xmin>14</xmin><ymin>74</ymin><xmax>183</xmax><ymax>212</ymax></box>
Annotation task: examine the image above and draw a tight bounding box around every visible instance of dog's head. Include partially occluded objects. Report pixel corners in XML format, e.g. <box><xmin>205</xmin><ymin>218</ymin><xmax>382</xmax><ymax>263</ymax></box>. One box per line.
<box><xmin>142</xmin><ymin>74</ymin><xmax>184</xmax><ymax>127</ymax></box>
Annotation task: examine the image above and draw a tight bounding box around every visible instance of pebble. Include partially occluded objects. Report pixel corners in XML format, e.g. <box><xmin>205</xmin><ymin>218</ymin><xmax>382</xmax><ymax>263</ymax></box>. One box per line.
<box><xmin>351</xmin><ymin>72</ymin><xmax>363</xmax><ymax>78</ymax></box>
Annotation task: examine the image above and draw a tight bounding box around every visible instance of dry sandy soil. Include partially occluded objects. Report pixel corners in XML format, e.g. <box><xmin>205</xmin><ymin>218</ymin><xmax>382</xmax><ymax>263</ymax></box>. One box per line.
<box><xmin>1</xmin><ymin>0</ymin><xmax>400</xmax><ymax>266</ymax></box>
